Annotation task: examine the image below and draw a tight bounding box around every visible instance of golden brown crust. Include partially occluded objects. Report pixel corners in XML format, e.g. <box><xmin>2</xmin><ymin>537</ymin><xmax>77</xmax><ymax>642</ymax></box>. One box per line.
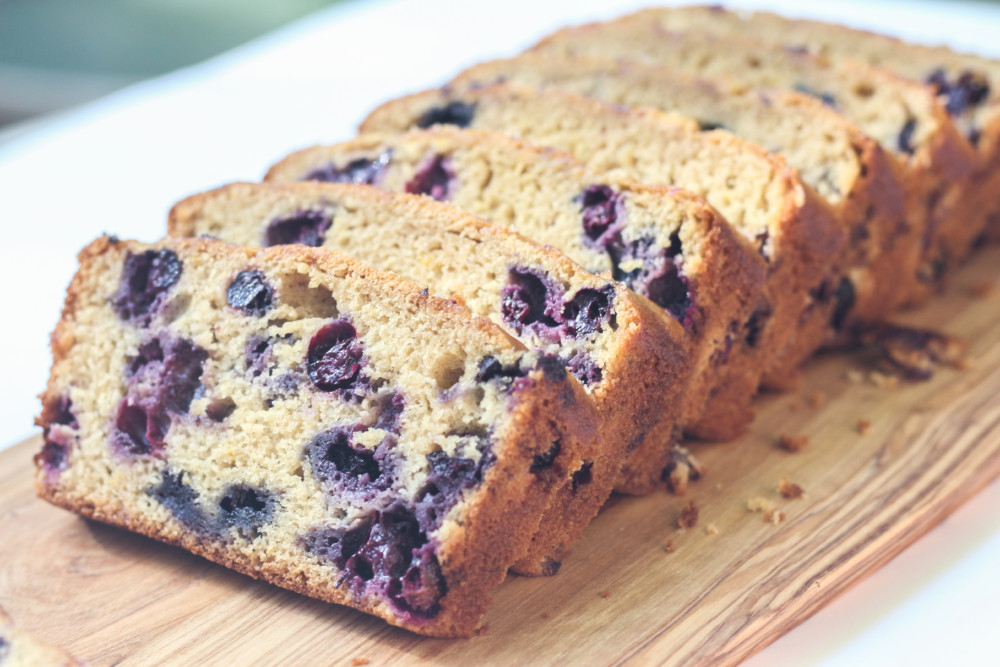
<box><xmin>36</xmin><ymin>235</ymin><xmax>600</xmax><ymax>637</ymax></box>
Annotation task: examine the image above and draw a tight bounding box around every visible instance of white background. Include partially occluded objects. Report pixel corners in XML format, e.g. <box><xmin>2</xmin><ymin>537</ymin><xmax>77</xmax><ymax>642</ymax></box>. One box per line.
<box><xmin>1</xmin><ymin>0</ymin><xmax>998</xmax><ymax>663</ymax></box>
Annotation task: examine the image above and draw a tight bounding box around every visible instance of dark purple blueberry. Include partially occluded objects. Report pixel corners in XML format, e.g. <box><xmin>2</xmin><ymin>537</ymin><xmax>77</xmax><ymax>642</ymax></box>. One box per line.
<box><xmin>303</xmin><ymin>150</ymin><xmax>392</xmax><ymax>185</ymax></box>
<box><xmin>754</xmin><ymin>229</ymin><xmax>771</xmax><ymax>259</ymax></box>
<box><xmin>744</xmin><ymin>306</ymin><xmax>770</xmax><ymax>348</ymax></box>
<box><xmin>373</xmin><ymin>391</ymin><xmax>405</xmax><ymax>432</ymax></box>
<box><xmin>353</xmin><ymin>506</ymin><xmax>424</xmax><ymax>581</ymax></box>
<box><xmin>0</xmin><ymin>636</ymin><xmax>8</xmax><ymax>662</ymax></box>
<box><xmin>710</xmin><ymin>332</ymin><xmax>734</xmax><ymax>366</ymax></box>
<box><xmin>571</xmin><ymin>462</ymin><xmax>593</xmax><ymax>492</ymax></box>
<box><xmin>578</xmin><ymin>185</ymin><xmax>624</xmax><ymax>248</ymax></box>
<box><xmin>112</xmin><ymin>249</ymin><xmax>182</xmax><ymax>323</ymax></box>
<box><xmin>793</xmin><ymin>82</ymin><xmax>837</xmax><ymax>109</ymax></box>
<box><xmin>405</xmin><ymin>154</ymin><xmax>455</xmax><ymax>201</ymax></box>
<box><xmin>500</xmin><ymin>269</ymin><xmax>560</xmax><ymax>330</ymax></box>
<box><xmin>416</xmin><ymin>100</ymin><xmax>476</xmax><ymax>128</ymax></box>
<box><xmin>112</xmin><ymin>402</ymin><xmax>168</xmax><ymax>457</ymax></box>
<box><xmin>218</xmin><ymin>484</ymin><xmax>275</xmax><ymax>540</ymax></box>
<box><xmin>148</xmin><ymin>470</ymin><xmax>210</xmax><ymax>534</ymax></box>
<box><xmin>226</xmin><ymin>270</ymin><xmax>274</xmax><ymax>315</ymax></box>
<box><xmin>416</xmin><ymin>442</ymin><xmax>494</xmax><ymax>531</ymax></box>
<box><xmin>562</xmin><ymin>285</ymin><xmax>615</xmax><ymax>336</ymax></box>
<box><xmin>156</xmin><ymin>339</ymin><xmax>209</xmax><ymax>414</ymax></box>
<box><xmin>897</xmin><ymin>118</ymin><xmax>917</xmax><ymax>155</ymax></box>
<box><xmin>562</xmin><ymin>352</ymin><xmax>602</xmax><ymax>386</ymax></box>
<box><xmin>926</xmin><ymin>68</ymin><xmax>990</xmax><ymax>116</ymax></box>
<box><xmin>831</xmin><ymin>277</ymin><xmax>856</xmax><ymax>331</ymax></box>
<box><xmin>47</xmin><ymin>395</ymin><xmax>78</xmax><ymax>428</ymax></box>
<box><xmin>530</xmin><ymin>440</ymin><xmax>561</xmax><ymax>473</ymax></box>
<box><xmin>245</xmin><ymin>336</ymin><xmax>273</xmax><ymax>379</ymax></box>
<box><xmin>265</xmin><ymin>210</ymin><xmax>333</xmax><ymax>247</ymax></box>
<box><xmin>302</xmin><ymin>516</ymin><xmax>374</xmax><ymax>569</ymax></box>
<box><xmin>307</xmin><ymin>425</ymin><xmax>388</xmax><ymax>495</ymax></box>
<box><xmin>474</xmin><ymin>355</ymin><xmax>525</xmax><ymax>384</ymax></box>
<box><xmin>114</xmin><ymin>336</ymin><xmax>208</xmax><ymax>457</ymax></box>
<box><xmin>307</xmin><ymin>319</ymin><xmax>364</xmax><ymax>393</ymax></box>
<box><xmin>608</xmin><ymin>233</ymin><xmax>694</xmax><ymax>327</ymax></box>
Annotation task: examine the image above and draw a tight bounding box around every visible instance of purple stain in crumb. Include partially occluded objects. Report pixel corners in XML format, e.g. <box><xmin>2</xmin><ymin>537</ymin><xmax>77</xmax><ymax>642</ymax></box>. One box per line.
<box><xmin>112</xmin><ymin>336</ymin><xmax>208</xmax><ymax>458</ymax></box>
<box><xmin>416</xmin><ymin>100</ymin><xmax>476</xmax><ymax>128</ymax></box>
<box><xmin>831</xmin><ymin>277</ymin><xmax>856</xmax><ymax>331</ymax></box>
<box><xmin>608</xmin><ymin>233</ymin><xmax>694</xmax><ymax>327</ymax></box>
<box><xmin>792</xmin><ymin>82</ymin><xmax>837</xmax><ymax>109</ymax></box>
<box><xmin>307</xmin><ymin>319</ymin><xmax>365</xmax><ymax>394</ymax></box>
<box><xmin>415</xmin><ymin>443</ymin><xmax>494</xmax><ymax>530</ymax></box>
<box><xmin>474</xmin><ymin>355</ymin><xmax>526</xmax><ymax>384</ymax></box>
<box><xmin>744</xmin><ymin>306</ymin><xmax>771</xmax><ymax>348</ymax></box>
<box><xmin>112</xmin><ymin>249</ymin><xmax>182</xmax><ymax>323</ymax></box>
<box><xmin>562</xmin><ymin>285</ymin><xmax>615</xmax><ymax>337</ymax></box>
<box><xmin>307</xmin><ymin>425</ymin><xmax>391</xmax><ymax>496</ymax></box>
<box><xmin>265</xmin><ymin>210</ymin><xmax>333</xmax><ymax>247</ymax></box>
<box><xmin>405</xmin><ymin>154</ymin><xmax>455</xmax><ymax>201</ymax></box>
<box><xmin>36</xmin><ymin>395</ymin><xmax>79</xmax><ymax>476</ymax></box>
<box><xmin>218</xmin><ymin>484</ymin><xmax>275</xmax><ymax>540</ymax></box>
<box><xmin>302</xmin><ymin>515</ymin><xmax>374</xmax><ymax>569</ymax></box>
<box><xmin>149</xmin><ymin>470</ymin><xmax>210</xmax><ymax>534</ymax></box>
<box><xmin>562</xmin><ymin>352</ymin><xmax>602</xmax><ymax>386</ymax></box>
<box><xmin>373</xmin><ymin>391</ymin><xmax>405</xmax><ymax>432</ymax></box>
<box><xmin>304</xmin><ymin>150</ymin><xmax>392</xmax><ymax>186</ymax></box>
<box><xmin>578</xmin><ymin>185</ymin><xmax>625</xmax><ymax>249</ymax></box>
<box><xmin>226</xmin><ymin>270</ymin><xmax>274</xmax><ymax>315</ymax></box>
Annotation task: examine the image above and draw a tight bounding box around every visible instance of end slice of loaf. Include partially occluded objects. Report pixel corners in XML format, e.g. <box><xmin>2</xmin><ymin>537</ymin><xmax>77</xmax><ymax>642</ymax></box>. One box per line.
<box><xmin>36</xmin><ymin>235</ymin><xmax>597</xmax><ymax>637</ymax></box>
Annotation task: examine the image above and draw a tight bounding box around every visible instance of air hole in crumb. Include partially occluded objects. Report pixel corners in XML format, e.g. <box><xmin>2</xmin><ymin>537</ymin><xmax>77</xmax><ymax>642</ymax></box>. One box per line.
<box><xmin>279</xmin><ymin>273</ymin><xmax>339</xmax><ymax>319</ymax></box>
<box><xmin>432</xmin><ymin>350</ymin><xmax>466</xmax><ymax>391</ymax></box>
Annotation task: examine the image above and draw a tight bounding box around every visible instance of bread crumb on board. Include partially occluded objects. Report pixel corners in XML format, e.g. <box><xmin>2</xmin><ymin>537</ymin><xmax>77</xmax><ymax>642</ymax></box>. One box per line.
<box><xmin>664</xmin><ymin>539</ymin><xmax>677</xmax><ymax>554</ymax></box>
<box><xmin>779</xmin><ymin>434</ymin><xmax>809</xmax><ymax>452</ymax></box>
<box><xmin>677</xmin><ymin>501</ymin><xmax>699</xmax><ymax>529</ymax></box>
<box><xmin>857</xmin><ymin>418</ymin><xmax>872</xmax><ymax>435</ymax></box>
<box><xmin>350</xmin><ymin>658</ymin><xmax>371</xmax><ymax>666</ymax></box>
<box><xmin>705</xmin><ymin>523</ymin><xmax>719</xmax><ymax>535</ymax></box>
<box><xmin>599</xmin><ymin>589</ymin><xmax>612</xmax><ymax>599</ymax></box>
<box><xmin>808</xmin><ymin>391</ymin><xmax>826</xmax><ymax>409</ymax></box>
<box><xmin>748</xmin><ymin>496</ymin><xmax>786</xmax><ymax>525</ymax></box>
<box><xmin>778</xmin><ymin>477</ymin><xmax>804</xmax><ymax>499</ymax></box>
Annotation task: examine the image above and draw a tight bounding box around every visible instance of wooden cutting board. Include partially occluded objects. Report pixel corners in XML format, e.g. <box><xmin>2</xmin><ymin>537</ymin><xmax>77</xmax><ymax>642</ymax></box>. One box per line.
<box><xmin>4</xmin><ymin>247</ymin><xmax>1000</xmax><ymax>666</ymax></box>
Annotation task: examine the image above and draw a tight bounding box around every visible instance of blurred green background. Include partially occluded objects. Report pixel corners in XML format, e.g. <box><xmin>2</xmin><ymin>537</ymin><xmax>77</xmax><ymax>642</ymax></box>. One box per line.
<box><xmin>0</xmin><ymin>0</ymin><xmax>347</xmax><ymax>128</ymax></box>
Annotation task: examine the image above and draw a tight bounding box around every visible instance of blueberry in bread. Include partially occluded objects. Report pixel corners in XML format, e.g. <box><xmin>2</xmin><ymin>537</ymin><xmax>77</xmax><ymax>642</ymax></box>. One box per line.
<box><xmin>35</xmin><ymin>236</ymin><xmax>598</xmax><ymax>637</ymax></box>
<box><xmin>449</xmin><ymin>55</ymin><xmax>912</xmax><ymax>328</ymax></box>
<box><xmin>528</xmin><ymin>16</ymin><xmax>979</xmax><ymax>300</ymax></box>
<box><xmin>263</xmin><ymin>128</ymin><xmax>768</xmax><ymax>444</ymax></box>
<box><xmin>168</xmin><ymin>180</ymin><xmax>691</xmax><ymax>569</ymax></box>
<box><xmin>361</xmin><ymin>81</ymin><xmax>856</xmax><ymax>381</ymax></box>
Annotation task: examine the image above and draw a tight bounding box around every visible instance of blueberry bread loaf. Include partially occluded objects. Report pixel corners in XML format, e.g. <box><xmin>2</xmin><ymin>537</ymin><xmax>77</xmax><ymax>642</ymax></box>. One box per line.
<box><xmin>361</xmin><ymin>81</ymin><xmax>854</xmax><ymax>378</ymax></box>
<box><xmin>0</xmin><ymin>608</ymin><xmax>84</xmax><ymax>667</ymax></box>
<box><xmin>35</xmin><ymin>236</ymin><xmax>598</xmax><ymax>637</ymax></box>
<box><xmin>169</xmin><ymin>181</ymin><xmax>690</xmax><ymax>570</ymax></box>
<box><xmin>264</xmin><ymin>128</ymin><xmax>768</xmax><ymax>443</ymax></box>
<box><xmin>528</xmin><ymin>18</ymin><xmax>979</xmax><ymax>301</ymax></box>
<box><xmin>451</xmin><ymin>55</ymin><xmax>912</xmax><ymax>326</ymax></box>
<box><xmin>627</xmin><ymin>4</ymin><xmax>1000</xmax><ymax>244</ymax></box>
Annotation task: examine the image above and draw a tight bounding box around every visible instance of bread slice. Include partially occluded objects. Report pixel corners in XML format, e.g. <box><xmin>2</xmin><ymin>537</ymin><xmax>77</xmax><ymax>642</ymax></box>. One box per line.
<box><xmin>35</xmin><ymin>236</ymin><xmax>597</xmax><ymax>637</ymax></box>
<box><xmin>528</xmin><ymin>16</ymin><xmax>978</xmax><ymax>301</ymax></box>
<box><xmin>264</xmin><ymin>128</ymin><xmax>768</xmax><ymax>444</ymax></box>
<box><xmin>169</xmin><ymin>180</ymin><xmax>690</xmax><ymax>571</ymax></box>
<box><xmin>450</xmin><ymin>54</ymin><xmax>911</xmax><ymax>326</ymax></box>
